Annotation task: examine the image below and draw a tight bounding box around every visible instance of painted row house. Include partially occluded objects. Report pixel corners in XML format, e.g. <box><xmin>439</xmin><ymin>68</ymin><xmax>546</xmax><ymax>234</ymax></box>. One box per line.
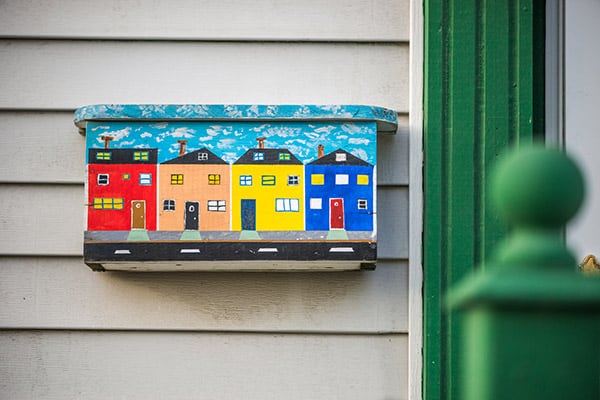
<box><xmin>231</xmin><ymin>139</ymin><xmax>305</xmax><ymax>231</ymax></box>
<box><xmin>159</xmin><ymin>143</ymin><xmax>230</xmax><ymax>231</ymax></box>
<box><xmin>87</xmin><ymin>141</ymin><xmax>375</xmax><ymax>233</ymax></box>
<box><xmin>306</xmin><ymin>145</ymin><xmax>375</xmax><ymax>231</ymax></box>
<box><xmin>87</xmin><ymin>148</ymin><xmax>158</xmax><ymax>231</ymax></box>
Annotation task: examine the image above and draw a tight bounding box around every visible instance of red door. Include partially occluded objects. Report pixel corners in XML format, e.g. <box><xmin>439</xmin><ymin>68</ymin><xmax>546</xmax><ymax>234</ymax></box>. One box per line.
<box><xmin>330</xmin><ymin>198</ymin><xmax>344</xmax><ymax>229</ymax></box>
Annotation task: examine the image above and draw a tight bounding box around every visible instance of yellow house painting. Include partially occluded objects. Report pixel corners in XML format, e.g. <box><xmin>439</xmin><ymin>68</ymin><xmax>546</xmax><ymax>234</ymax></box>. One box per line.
<box><xmin>232</xmin><ymin>138</ymin><xmax>304</xmax><ymax>231</ymax></box>
<box><xmin>159</xmin><ymin>142</ymin><xmax>230</xmax><ymax>231</ymax></box>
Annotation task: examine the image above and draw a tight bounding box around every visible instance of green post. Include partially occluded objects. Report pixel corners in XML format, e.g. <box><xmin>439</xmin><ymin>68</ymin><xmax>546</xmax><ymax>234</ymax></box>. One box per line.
<box><xmin>448</xmin><ymin>147</ymin><xmax>600</xmax><ymax>400</ymax></box>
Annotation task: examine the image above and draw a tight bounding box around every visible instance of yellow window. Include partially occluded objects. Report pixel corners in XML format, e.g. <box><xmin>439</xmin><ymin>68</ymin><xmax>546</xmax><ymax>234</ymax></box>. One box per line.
<box><xmin>122</xmin><ymin>173</ymin><xmax>130</xmax><ymax>180</ymax></box>
<box><xmin>262</xmin><ymin>175</ymin><xmax>276</xmax><ymax>186</ymax></box>
<box><xmin>171</xmin><ymin>174</ymin><xmax>184</xmax><ymax>185</ymax></box>
<box><xmin>133</xmin><ymin>151</ymin><xmax>149</xmax><ymax>161</ymax></box>
<box><xmin>357</xmin><ymin>174</ymin><xmax>369</xmax><ymax>185</ymax></box>
<box><xmin>93</xmin><ymin>198</ymin><xmax>123</xmax><ymax>210</ymax></box>
<box><xmin>96</xmin><ymin>152</ymin><xmax>111</xmax><ymax>160</ymax></box>
<box><xmin>311</xmin><ymin>174</ymin><xmax>324</xmax><ymax>185</ymax></box>
<box><xmin>208</xmin><ymin>174</ymin><xmax>221</xmax><ymax>185</ymax></box>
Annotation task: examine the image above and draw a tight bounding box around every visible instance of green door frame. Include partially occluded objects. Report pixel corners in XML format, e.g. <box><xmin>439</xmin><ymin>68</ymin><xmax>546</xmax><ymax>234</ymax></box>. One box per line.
<box><xmin>422</xmin><ymin>1</ymin><xmax>546</xmax><ymax>399</ymax></box>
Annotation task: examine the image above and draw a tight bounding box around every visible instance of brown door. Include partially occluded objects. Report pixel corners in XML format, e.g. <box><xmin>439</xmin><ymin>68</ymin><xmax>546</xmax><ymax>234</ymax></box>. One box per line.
<box><xmin>131</xmin><ymin>200</ymin><xmax>146</xmax><ymax>229</ymax></box>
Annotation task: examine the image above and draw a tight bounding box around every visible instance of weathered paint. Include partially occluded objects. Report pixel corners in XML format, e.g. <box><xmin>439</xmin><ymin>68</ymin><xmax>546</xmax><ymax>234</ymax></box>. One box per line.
<box><xmin>423</xmin><ymin>1</ymin><xmax>545</xmax><ymax>399</ymax></box>
<box><xmin>77</xmin><ymin>104</ymin><xmax>395</xmax><ymax>270</ymax></box>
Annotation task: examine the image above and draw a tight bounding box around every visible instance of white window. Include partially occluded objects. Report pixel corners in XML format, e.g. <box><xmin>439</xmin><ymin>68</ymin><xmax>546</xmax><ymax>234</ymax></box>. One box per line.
<box><xmin>253</xmin><ymin>152</ymin><xmax>264</xmax><ymax>161</ymax></box>
<box><xmin>335</xmin><ymin>174</ymin><xmax>349</xmax><ymax>185</ymax></box>
<box><xmin>288</xmin><ymin>175</ymin><xmax>300</xmax><ymax>186</ymax></box>
<box><xmin>198</xmin><ymin>152</ymin><xmax>209</xmax><ymax>161</ymax></box>
<box><xmin>163</xmin><ymin>199</ymin><xmax>176</xmax><ymax>211</ymax></box>
<box><xmin>207</xmin><ymin>200</ymin><xmax>226</xmax><ymax>212</ymax></box>
<box><xmin>240</xmin><ymin>175</ymin><xmax>252</xmax><ymax>186</ymax></box>
<box><xmin>97</xmin><ymin>174</ymin><xmax>109</xmax><ymax>185</ymax></box>
<box><xmin>335</xmin><ymin>153</ymin><xmax>347</xmax><ymax>162</ymax></box>
<box><xmin>139</xmin><ymin>173</ymin><xmax>152</xmax><ymax>186</ymax></box>
<box><xmin>276</xmin><ymin>198</ymin><xmax>300</xmax><ymax>212</ymax></box>
<box><xmin>310</xmin><ymin>198</ymin><xmax>323</xmax><ymax>210</ymax></box>
<box><xmin>358</xmin><ymin>199</ymin><xmax>368</xmax><ymax>210</ymax></box>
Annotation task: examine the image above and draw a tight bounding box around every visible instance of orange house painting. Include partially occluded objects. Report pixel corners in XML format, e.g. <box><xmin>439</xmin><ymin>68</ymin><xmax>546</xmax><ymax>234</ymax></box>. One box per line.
<box><xmin>159</xmin><ymin>142</ymin><xmax>230</xmax><ymax>231</ymax></box>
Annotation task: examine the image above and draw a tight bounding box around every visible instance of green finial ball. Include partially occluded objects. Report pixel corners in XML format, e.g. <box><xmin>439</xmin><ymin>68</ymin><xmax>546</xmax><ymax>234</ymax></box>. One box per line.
<box><xmin>491</xmin><ymin>146</ymin><xmax>585</xmax><ymax>229</ymax></box>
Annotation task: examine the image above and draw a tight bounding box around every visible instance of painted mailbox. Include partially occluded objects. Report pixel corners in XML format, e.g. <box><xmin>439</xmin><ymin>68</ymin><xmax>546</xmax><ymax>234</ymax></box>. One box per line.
<box><xmin>76</xmin><ymin>104</ymin><xmax>397</xmax><ymax>271</ymax></box>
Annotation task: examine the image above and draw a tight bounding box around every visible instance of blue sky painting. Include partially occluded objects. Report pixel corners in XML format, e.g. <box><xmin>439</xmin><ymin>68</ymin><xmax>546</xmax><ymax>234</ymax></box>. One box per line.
<box><xmin>86</xmin><ymin>120</ymin><xmax>378</xmax><ymax>165</ymax></box>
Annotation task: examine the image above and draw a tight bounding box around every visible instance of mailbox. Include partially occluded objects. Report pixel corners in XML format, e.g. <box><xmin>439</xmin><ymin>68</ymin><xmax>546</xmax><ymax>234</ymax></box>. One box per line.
<box><xmin>75</xmin><ymin>104</ymin><xmax>397</xmax><ymax>271</ymax></box>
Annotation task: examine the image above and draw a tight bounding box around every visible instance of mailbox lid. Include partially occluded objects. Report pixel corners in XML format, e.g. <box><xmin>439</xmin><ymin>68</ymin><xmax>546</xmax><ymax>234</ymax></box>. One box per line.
<box><xmin>74</xmin><ymin>104</ymin><xmax>398</xmax><ymax>134</ymax></box>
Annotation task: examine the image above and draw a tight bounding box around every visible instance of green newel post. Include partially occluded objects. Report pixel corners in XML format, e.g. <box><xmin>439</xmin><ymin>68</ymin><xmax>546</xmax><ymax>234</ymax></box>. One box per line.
<box><xmin>448</xmin><ymin>147</ymin><xmax>600</xmax><ymax>400</ymax></box>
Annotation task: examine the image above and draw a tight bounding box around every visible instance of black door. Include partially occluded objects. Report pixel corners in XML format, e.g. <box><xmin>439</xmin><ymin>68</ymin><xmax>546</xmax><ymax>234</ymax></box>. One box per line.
<box><xmin>185</xmin><ymin>201</ymin><xmax>199</xmax><ymax>230</ymax></box>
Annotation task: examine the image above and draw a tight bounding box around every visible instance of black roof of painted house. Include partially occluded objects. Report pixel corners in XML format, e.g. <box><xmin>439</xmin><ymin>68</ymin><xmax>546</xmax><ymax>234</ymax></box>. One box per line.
<box><xmin>162</xmin><ymin>148</ymin><xmax>227</xmax><ymax>164</ymax></box>
<box><xmin>307</xmin><ymin>149</ymin><xmax>372</xmax><ymax>166</ymax></box>
<box><xmin>89</xmin><ymin>148</ymin><xmax>158</xmax><ymax>164</ymax></box>
<box><xmin>234</xmin><ymin>148</ymin><xmax>302</xmax><ymax>165</ymax></box>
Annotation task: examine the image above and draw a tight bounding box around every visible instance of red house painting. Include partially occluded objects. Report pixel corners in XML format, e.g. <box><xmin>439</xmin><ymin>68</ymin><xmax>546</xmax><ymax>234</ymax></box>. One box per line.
<box><xmin>88</xmin><ymin>142</ymin><xmax>158</xmax><ymax>231</ymax></box>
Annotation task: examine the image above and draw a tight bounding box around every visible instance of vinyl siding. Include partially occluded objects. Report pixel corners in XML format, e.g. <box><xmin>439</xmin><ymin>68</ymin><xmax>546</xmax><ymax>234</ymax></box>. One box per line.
<box><xmin>0</xmin><ymin>1</ymin><xmax>411</xmax><ymax>398</ymax></box>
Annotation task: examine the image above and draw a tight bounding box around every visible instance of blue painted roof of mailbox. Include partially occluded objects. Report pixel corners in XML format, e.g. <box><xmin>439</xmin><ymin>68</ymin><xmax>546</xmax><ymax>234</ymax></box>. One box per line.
<box><xmin>74</xmin><ymin>104</ymin><xmax>398</xmax><ymax>133</ymax></box>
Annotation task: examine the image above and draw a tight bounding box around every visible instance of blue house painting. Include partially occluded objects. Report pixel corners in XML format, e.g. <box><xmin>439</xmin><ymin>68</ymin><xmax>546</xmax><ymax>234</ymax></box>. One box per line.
<box><xmin>305</xmin><ymin>147</ymin><xmax>375</xmax><ymax>231</ymax></box>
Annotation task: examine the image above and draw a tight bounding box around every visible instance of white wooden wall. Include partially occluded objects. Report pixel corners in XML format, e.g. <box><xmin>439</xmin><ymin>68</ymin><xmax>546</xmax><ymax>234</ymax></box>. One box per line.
<box><xmin>0</xmin><ymin>1</ymin><xmax>411</xmax><ymax>398</ymax></box>
<box><xmin>565</xmin><ymin>0</ymin><xmax>600</xmax><ymax>261</ymax></box>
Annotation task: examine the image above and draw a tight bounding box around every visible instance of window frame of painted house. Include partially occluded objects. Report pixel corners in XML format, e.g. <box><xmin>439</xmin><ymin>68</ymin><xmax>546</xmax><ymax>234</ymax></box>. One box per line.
<box><xmin>309</xmin><ymin>198</ymin><xmax>323</xmax><ymax>209</ymax></box>
<box><xmin>93</xmin><ymin>197</ymin><xmax>124</xmax><ymax>210</ymax></box>
<box><xmin>287</xmin><ymin>175</ymin><xmax>300</xmax><ymax>186</ymax></box>
<box><xmin>208</xmin><ymin>174</ymin><xmax>221</xmax><ymax>185</ymax></box>
<box><xmin>357</xmin><ymin>174</ymin><xmax>369</xmax><ymax>185</ymax></box>
<box><xmin>335</xmin><ymin>174</ymin><xmax>349</xmax><ymax>185</ymax></box>
<box><xmin>207</xmin><ymin>200</ymin><xmax>226</xmax><ymax>212</ymax></box>
<box><xmin>239</xmin><ymin>175</ymin><xmax>252</xmax><ymax>186</ymax></box>
<box><xmin>311</xmin><ymin>174</ymin><xmax>324</xmax><ymax>185</ymax></box>
<box><xmin>357</xmin><ymin>199</ymin><xmax>368</xmax><ymax>210</ymax></box>
<box><xmin>133</xmin><ymin>151</ymin><xmax>149</xmax><ymax>161</ymax></box>
<box><xmin>276</xmin><ymin>198</ymin><xmax>300</xmax><ymax>212</ymax></box>
<box><xmin>171</xmin><ymin>174</ymin><xmax>184</xmax><ymax>185</ymax></box>
<box><xmin>96</xmin><ymin>151</ymin><xmax>111</xmax><ymax>161</ymax></box>
<box><xmin>97</xmin><ymin>173</ymin><xmax>109</xmax><ymax>185</ymax></box>
<box><xmin>262</xmin><ymin>175</ymin><xmax>276</xmax><ymax>186</ymax></box>
<box><xmin>139</xmin><ymin>173</ymin><xmax>152</xmax><ymax>186</ymax></box>
<box><xmin>163</xmin><ymin>199</ymin><xmax>176</xmax><ymax>211</ymax></box>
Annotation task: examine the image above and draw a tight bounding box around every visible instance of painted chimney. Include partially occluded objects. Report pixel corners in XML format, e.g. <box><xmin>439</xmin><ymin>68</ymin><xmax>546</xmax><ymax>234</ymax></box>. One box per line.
<box><xmin>318</xmin><ymin>144</ymin><xmax>325</xmax><ymax>158</ymax></box>
<box><xmin>256</xmin><ymin>137</ymin><xmax>266</xmax><ymax>149</ymax></box>
<box><xmin>101</xmin><ymin>136</ymin><xmax>114</xmax><ymax>149</ymax></box>
<box><xmin>177</xmin><ymin>140</ymin><xmax>188</xmax><ymax>156</ymax></box>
